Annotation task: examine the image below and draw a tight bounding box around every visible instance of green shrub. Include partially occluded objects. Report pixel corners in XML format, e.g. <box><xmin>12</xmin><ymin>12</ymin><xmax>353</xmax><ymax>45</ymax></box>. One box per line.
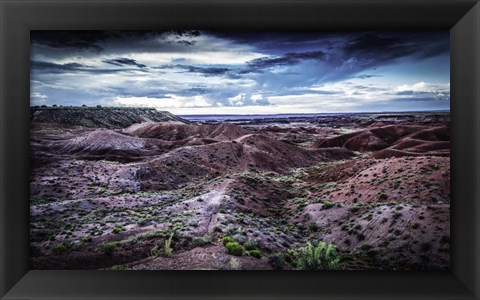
<box><xmin>322</xmin><ymin>202</ymin><xmax>335</xmax><ymax>209</ymax></box>
<box><xmin>225</xmin><ymin>241</ymin><xmax>243</xmax><ymax>256</ymax></box>
<box><xmin>248</xmin><ymin>249</ymin><xmax>262</xmax><ymax>258</ymax></box>
<box><xmin>243</xmin><ymin>242</ymin><xmax>256</xmax><ymax>251</ymax></box>
<box><xmin>222</xmin><ymin>236</ymin><xmax>234</xmax><ymax>246</ymax></box>
<box><xmin>51</xmin><ymin>243</ymin><xmax>68</xmax><ymax>254</ymax></box>
<box><xmin>291</xmin><ymin>241</ymin><xmax>341</xmax><ymax>270</ymax></box>
<box><xmin>309</xmin><ymin>221</ymin><xmax>318</xmax><ymax>232</ymax></box>
<box><xmin>101</xmin><ymin>241</ymin><xmax>120</xmax><ymax>253</ymax></box>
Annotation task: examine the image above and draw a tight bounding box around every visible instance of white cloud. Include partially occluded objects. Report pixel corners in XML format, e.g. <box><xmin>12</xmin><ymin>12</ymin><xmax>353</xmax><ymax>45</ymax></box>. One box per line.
<box><xmin>115</xmin><ymin>95</ymin><xmax>212</xmax><ymax>109</ymax></box>
<box><xmin>133</xmin><ymin>51</ymin><xmax>263</xmax><ymax>66</ymax></box>
<box><xmin>310</xmin><ymin>82</ymin><xmax>389</xmax><ymax>102</ymax></box>
<box><xmin>396</xmin><ymin>82</ymin><xmax>450</xmax><ymax>93</ymax></box>
<box><xmin>250</xmin><ymin>94</ymin><xmax>263</xmax><ymax>103</ymax></box>
<box><xmin>228</xmin><ymin>93</ymin><xmax>246</xmax><ymax>106</ymax></box>
<box><xmin>32</xmin><ymin>92</ymin><xmax>48</xmax><ymax>99</ymax></box>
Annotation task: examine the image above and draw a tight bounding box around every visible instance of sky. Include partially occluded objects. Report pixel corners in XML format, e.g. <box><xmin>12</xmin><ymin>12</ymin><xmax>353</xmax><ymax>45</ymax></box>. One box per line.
<box><xmin>30</xmin><ymin>30</ymin><xmax>450</xmax><ymax>115</ymax></box>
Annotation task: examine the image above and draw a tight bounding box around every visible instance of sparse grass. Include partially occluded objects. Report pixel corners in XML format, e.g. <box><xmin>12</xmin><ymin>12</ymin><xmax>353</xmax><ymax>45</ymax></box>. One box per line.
<box><xmin>192</xmin><ymin>235</ymin><xmax>212</xmax><ymax>247</ymax></box>
<box><xmin>111</xmin><ymin>264</ymin><xmax>130</xmax><ymax>270</ymax></box>
<box><xmin>80</xmin><ymin>236</ymin><xmax>92</xmax><ymax>243</ymax></box>
<box><xmin>112</xmin><ymin>226</ymin><xmax>125</xmax><ymax>234</ymax></box>
<box><xmin>243</xmin><ymin>242</ymin><xmax>256</xmax><ymax>251</ymax></box>
<box><xmin>100</xmin><ymin>241</ymin><xmax>121</xmax><ymax>252</ymax></box>
<box><xmin>164</xmin><ymin>232</ymin><xmax>174</xmax><ymax>257</ymax></box>
<box><xmin>151</xmin><ymin>232</ymin><xmax>174</xmax><ymax>257</ymax></box>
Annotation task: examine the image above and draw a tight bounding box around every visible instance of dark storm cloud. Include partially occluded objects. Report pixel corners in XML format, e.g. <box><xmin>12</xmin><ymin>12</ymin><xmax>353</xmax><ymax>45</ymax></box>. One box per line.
<box><xmin>178</xmin><ymin>65</ymin><xmax>231</xmax><ymax>76</ymax></box>
<box><xmin>166</xmin><ymin>30</ymin><xmax>201</xmax><ymax>45</ymax></box>
<box><xmin>31</xmin><ymin>30</ymin><xmax>202</xmax><ymax>52</ymax></box>
<box><xmin>247</xmin><ymin>51</ymin><xmax>326</xmax><ymax>69</ymax></box>
<box><xmin>356</xmin><ymin>74</ymin><xmax>383</xmax><ymax>79</ymax></box>
<box><xmin>211</xmin><ymin>30</ymin><xmax>448</xmax><ymax>60</ymax></box>
<box><xmin>156</xmin><ymin>64</ymin><xmax>232</xmax><ymax>77</ymax></box>
<box><xmin>103</xmin><ymin>58</ymin><xmax>147</xmax><ymax>68</ymax></box>
<box><xmin>341</xmin><ymin>32</ymin><xmax>449</xmax><ymax>66</ymax></box>
<box><xmin>186</xmin><ymin>66</ymin><xmax>230</xmax><ymax>76</ymax></box>
<box><xmin>30</xmin><ymin>30</ymin><xmax>450</xmax><ymax>112</ymax></box>
<box><xmin>343</xmin><ymin>33</ymin><xmax>414</xmax><ymax>58</ymax></box>
<box><xmin>31</xmin><ymin>60</ymin><xmax>148</xmax><ymax>75</ymax></box>
<box><xmin>31</xmin><ymin>61</ymin><xmax>90</xmax><ymax>73</ymax></box>
<box><xmin>216</xmin><ymin>31</ymin><xmax>448</xmax><ymax>79</ymax></box>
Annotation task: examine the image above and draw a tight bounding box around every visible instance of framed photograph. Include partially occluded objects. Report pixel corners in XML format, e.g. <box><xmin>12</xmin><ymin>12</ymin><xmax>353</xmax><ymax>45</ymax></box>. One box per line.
<box><xmin>1</xmin><ymin>0</ymin><xmax>479</xmax><ymax>299</ymax></box>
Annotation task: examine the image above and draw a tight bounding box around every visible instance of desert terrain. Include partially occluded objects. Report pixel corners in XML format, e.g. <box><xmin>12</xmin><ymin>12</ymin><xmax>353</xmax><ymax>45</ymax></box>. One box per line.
<box><xmin>30</xmin><ymin>107</ymin><xmax>450</xmax><ymax>270</ymax></box>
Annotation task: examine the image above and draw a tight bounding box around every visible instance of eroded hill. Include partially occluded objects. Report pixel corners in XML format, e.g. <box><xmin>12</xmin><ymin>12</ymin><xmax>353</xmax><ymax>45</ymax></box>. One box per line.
<box><xmin>30</xmin><ymin>106</ymin><xmax>190</xmax><ymax>129</ymax></box>
<box><xmin>29</xmin><ymin>112</ymin><xmax>450</xmax><ymax>271</ymax></box>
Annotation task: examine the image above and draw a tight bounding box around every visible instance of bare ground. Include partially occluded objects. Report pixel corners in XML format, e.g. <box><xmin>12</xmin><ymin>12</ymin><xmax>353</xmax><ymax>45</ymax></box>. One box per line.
<box><xmin>30</xmin><ymin>113</ymin><xmax>450</xmax><ymax>270</ymax></box>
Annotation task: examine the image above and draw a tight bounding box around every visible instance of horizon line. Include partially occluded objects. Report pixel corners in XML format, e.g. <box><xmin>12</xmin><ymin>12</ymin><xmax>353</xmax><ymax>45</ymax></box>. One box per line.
<box><xmin>29</xmin><ymin>105</ymin><xmax>450</xmax><ymax>115</ymax></box>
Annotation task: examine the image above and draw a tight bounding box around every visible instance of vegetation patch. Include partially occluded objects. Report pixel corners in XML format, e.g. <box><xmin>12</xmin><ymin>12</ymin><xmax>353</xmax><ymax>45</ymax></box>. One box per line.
<box><xmin>290</xmin><ymin>241</ymin><xmax>341</xmax><ymax>270</ymax></box>
<box><xmin>225</xmin><ymin>241</ymin><xmax>243</xmax><ymax>256</ymax></box>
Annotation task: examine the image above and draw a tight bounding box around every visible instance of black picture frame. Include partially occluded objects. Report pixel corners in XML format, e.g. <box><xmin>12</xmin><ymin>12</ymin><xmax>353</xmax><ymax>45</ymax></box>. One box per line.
<box><xmin>1</xmin><ymin>0</ymin><xmax>479</xmax><ymax>299</ymax></box>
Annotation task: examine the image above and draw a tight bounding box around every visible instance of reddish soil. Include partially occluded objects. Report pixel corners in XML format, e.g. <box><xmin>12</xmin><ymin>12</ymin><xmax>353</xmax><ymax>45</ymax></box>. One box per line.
<box><xmin>30</xmin><ymin>112</ymin><xmax>450</xmax><ymax>271</ymax></box>
<box><xmin>315</xmin><ymin>125</ymin><xmax>450</xmax><ymax>158</ymax></box>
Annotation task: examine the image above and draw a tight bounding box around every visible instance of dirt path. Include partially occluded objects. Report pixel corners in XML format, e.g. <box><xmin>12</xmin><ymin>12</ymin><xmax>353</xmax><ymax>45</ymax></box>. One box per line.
<box><xmin>204</xmin><ymin>178</ymin><xmax>234</xmax><ymax>234</ymax></box>
<box><xmin>234</xmin><ymin>133</ymin><xmax>255</xmax><ymax>143</ymax></box>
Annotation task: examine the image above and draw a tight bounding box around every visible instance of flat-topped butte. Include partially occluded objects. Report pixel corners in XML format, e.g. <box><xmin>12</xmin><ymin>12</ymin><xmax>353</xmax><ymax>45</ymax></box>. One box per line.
<box><xmin>30</xmin><ymin>106</ymin><xmax>190</xmax><ymax>129</ymax></box>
